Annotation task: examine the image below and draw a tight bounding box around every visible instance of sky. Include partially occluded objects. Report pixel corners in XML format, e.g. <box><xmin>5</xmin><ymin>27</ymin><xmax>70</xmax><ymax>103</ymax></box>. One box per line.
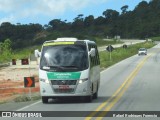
<box><xmin>0</xmin><ymin>0</ymin><xmax>150</xmax><ymax>25</ymax></box>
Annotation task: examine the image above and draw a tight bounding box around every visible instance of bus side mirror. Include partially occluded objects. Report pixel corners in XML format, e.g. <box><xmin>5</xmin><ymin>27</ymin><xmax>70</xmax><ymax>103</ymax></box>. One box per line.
<box><xmin>89</xmin><ymin>48</ymin><xmax>96</xmax><ymax>57</ymax></box>
<box><xmin>34</xmin><ymin>49</ymin><xmax>41</xmax><ymax>58</ymax></box>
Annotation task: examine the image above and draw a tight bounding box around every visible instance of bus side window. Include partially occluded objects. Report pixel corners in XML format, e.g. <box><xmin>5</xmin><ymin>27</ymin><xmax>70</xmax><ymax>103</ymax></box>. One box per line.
<box><xmin>88</xmin><ymin>44</ymin><xmax>100</xmax><ymax>66</ymax></box>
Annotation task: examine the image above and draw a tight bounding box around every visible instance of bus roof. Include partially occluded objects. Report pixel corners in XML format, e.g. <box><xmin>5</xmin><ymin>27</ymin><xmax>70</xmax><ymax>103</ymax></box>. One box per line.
<box><xmin>44</xmin><ymin>37</ymin><xmax>95</xmax><ymax>44</ymax></box>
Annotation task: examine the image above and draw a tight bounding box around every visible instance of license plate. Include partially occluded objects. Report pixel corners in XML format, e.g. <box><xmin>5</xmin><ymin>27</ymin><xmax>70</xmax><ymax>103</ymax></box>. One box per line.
<box><xmin>59</xmin><ymin>85</ymin><xmax>70</xmax><ymax>89</ymax></box>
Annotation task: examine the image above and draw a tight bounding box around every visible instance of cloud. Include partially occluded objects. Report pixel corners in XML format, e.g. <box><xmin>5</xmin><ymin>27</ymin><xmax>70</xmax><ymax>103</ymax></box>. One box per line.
<box><xmin>0</xmin><ymin>15</ymin><xmax>16</xmax><ymax>24</ymax></box>
<box><xmin>0</xmin><ymin>0</ymin><xmax>109</xmax><ymax>24</ymax></box>
<box><xmin>17</xmin><ymin>0</ymin><xmax>109</xmax><ymax>17</ymax></box>
<box><xmin>0</xmin><ymin>0</ymin><xmax>29</xmax><ymax>12</ymax></box>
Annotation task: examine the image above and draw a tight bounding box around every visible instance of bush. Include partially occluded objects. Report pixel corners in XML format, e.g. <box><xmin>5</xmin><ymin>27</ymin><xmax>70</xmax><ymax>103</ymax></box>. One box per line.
<box><xmin>14</xmin><ymin>94</ymin><xmax>41</xmax><ymax>102</ymax></box>
<box><xmin>14</xmin><ymin>96</ymin><xmax>31</xmax><ymax>102</ymax></box>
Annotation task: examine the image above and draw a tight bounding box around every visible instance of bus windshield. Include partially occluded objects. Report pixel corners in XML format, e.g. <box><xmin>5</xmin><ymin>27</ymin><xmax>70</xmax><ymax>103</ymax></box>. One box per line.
<box><xmin>40</xmin><ymin>44</ymin><xmax>89</xmax><ymax>71</ymax></box>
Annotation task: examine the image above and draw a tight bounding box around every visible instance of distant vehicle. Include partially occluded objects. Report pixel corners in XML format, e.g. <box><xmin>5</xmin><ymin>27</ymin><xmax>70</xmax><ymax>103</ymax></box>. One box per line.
<box><xmin>138</xmin><ymin>48</ymin><xmax>147</xmax><ymax>56</ymax></box>
<box><xmin>35</xmin><ymin>38</ymin><xmax>100</xmax><ymax>103</ymax></box>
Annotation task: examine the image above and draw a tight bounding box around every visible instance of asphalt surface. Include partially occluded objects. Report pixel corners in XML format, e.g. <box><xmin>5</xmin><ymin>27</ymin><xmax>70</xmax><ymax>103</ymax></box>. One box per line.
<box><xmin>1</xmin><ymin>43</ymin><xmax>160</xmax><ymax>120</ymax></box>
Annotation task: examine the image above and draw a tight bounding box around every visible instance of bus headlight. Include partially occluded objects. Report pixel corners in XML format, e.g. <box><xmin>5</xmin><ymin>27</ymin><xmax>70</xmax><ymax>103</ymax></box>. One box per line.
<box><xmin>40</xmin><ymin>78</ymin><xmax>49</xmax><ymax>84</ymax></box>
<box><xmin>78</xmin><ymin>78</ymin><xmax>88</xmax><ymax>84</ymax></box>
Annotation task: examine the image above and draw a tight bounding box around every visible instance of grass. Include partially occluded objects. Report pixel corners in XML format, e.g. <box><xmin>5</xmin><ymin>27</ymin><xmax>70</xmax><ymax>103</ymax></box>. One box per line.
<box><xmin>12</xmin><ymin>45</ymin><xmax>41</xmax><ymax>60</ymax></box>
<box><xmin>100</xmin><ymin>41</ymin><xmax>155</xmax><ymax>70</ymax></box>
<box><xmin>150</xmin><ymin>36</ymin><xmax>160</xmax><ymax>41</ymax></box>
<box><xmin>0</xmin><ymin>101</ymin><xmax>6</xmax><ymax>104</ymax></box>
<box><xmin>14</xmin><ymin>94</ymin><xmax>41</xmax><ymax>102</ymax></box>
<box><xmin>95</xmin><ymin>38</ymin><xmax>123</xmax><ymax>47</ymax></box>
<box><xmin>0</xmin><ymin>45</ymin><xmax>41</xmax><ymax>63</ymax></box>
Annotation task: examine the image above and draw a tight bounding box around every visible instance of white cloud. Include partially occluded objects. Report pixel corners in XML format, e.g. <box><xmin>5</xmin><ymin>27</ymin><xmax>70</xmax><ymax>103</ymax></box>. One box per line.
<box><xmin>0</xmin><ymin>15</ymin><xmax>16</xmax><ymax>24</ymax></box>
<box><xmin>0</xmin><ymin>0</ymin><xmax>109</xmax><ymax>24</ymax></box>
<box><xmin>17</xmin><ymin>0</ymin><xmax>109</xmax><ymax>17</ymax></box>
<box><xmin>0</xmin><ymin>0</ymin><xmax>30</xmax><ymax>12</ymax></box>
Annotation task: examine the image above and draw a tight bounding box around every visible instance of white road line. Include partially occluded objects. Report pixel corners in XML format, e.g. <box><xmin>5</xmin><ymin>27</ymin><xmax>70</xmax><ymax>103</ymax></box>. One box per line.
<box><xmin>16</xmin><ymin>100</ymin><xmax>41</xmax><ymax>111</ymax></box>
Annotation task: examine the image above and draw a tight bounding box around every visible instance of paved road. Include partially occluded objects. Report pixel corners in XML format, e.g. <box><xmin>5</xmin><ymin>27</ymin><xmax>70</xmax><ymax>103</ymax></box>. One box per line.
<box><xmin>1</xmin><ymin>43</ymin><xmax>160</xmax><ymax>120</ymax></box>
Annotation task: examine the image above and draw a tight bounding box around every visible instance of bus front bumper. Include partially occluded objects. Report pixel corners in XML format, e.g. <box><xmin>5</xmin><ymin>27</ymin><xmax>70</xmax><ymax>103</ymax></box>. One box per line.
<box><xmin>40</xmin><ymin>81</ymin><xmax>92</xmax><ymax>97</ymax></box>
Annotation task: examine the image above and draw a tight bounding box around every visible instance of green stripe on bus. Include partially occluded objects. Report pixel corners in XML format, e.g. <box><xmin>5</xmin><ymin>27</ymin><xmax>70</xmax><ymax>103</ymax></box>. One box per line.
<box><xmin>47</xmin><ymin>72</ymin><xmax>81</xmax><ymax>80</ymax></box>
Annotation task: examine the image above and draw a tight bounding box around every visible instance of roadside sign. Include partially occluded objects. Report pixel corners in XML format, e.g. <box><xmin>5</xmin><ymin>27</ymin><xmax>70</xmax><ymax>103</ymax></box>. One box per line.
<box><xmin>106</xmin><ymin>45</ymin><xmax>114</xmax><ymax>52</ymax></box>
<box><xmin>24</xmin><ymin>77</ymin><xmax>35</xmax><ymax>87</ymax></box>
<box><xmin>106</xmin><ymin>45</ymin><xmax>114</xmax><ymax>61</ymax></box>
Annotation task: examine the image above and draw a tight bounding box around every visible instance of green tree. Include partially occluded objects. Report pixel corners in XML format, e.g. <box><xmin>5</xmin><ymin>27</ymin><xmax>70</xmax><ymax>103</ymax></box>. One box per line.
<box><xmin>0</xmin><ymin>39</ymin><xmax>12</xmax><ymax>62</ymax></box>
<box><xmin>72</xmin><ymin>14</ymin><xmax>84</xmax><ymax>31</ymax></box>
<box><xmin>121</xmin><ymin>5</ymin><xmax>129</xmax><ymax>14</ymax></box>
<box><xmin>102</xmin><ymin>9</ymin><xmax>119</xmax><ymax>20</ymax></box>
<box><xmin>94</xmin><ymin>16</ymin><xmax>105</xmax><ymax>25</ymax></box>
<box><xmin>84</xmin><ymin>15</ymin><xmax>94</xmax><ymax>27</ymax></box>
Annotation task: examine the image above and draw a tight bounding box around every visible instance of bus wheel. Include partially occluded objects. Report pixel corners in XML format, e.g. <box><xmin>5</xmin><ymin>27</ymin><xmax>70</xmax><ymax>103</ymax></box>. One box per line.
<box><xmin>93</xmin><ymin>84</ymin><xmax>98</xmax><ymax>99</ymax></box>
<box><xmin>93</xmin><ymin>91</ymin><xmax>98</xmax><ymax>99</ymax></box>
<box><xmin>85</xmin><ymin>95</ymin><xmax>92</xmax><ymax>103</ymax></box>
<box><xmin>42</xmin><ymin>97</ymin><xmax>48</xmax><ymax>103</ymax></box>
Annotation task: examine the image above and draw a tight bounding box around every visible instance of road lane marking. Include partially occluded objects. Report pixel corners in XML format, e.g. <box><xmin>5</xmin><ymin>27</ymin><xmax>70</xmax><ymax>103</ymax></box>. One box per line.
<box><xmin>96</xmin><ymin>57</ymin><xmax>147</xmax><ymax>120</ymax></box>
<box><xmin>16</xmin><ymin>100</ymin><xmax>41</xmax><ymax>111</ymax></box>
<box><xmin>85</xmin><ymin>54</ymin><xmax>151</xmax><ymax>120</ymax></box>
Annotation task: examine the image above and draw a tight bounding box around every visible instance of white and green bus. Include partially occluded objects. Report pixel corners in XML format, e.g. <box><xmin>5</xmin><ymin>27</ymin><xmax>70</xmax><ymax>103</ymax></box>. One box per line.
<box><xmin>35</xmin><ymin>38</ymin><xmax>100</xmax><ymax>103</ymax></box>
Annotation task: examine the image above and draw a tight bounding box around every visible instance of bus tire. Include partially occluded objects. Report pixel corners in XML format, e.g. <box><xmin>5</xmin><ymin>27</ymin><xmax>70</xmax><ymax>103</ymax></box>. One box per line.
<box><xmin>42</xmin><ymin>97</ymin><xmax>48</xmax><ymax>103</ymax></box>
<box><xmin>93</xmin><ymin>84</ymin><xmax>98</xmax><ymax>99</ymax></box>
<box><xmin>93</xmin><ymin>91</ymin><xmax>98</xmax><ymax>99</ymax></box>
<box><xmin>85</xmin><ymin>95</ymin><xmax>92</xmax><ymax>103</ymax></box>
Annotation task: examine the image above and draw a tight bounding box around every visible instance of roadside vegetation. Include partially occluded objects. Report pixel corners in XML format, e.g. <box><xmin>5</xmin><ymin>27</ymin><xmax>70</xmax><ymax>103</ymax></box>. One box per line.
<box><xmin>0</xmin><ymin>101</ymin><xmax>6</xmax><ymax>104</ymax></box>
<box><xmin>0</xmin><ymin>38</ymin><xmax>155</xmax><ymax>69</ymax></box>
<box><xmin>100</xmin><ymin>41</ymin><xmax>155</xmax><ymax>70</ymax></box>
<box><xmin>90</xmin><ymin>37</ymin><xmax>123</xmax><ymax>47</ymax></box>
<box><xmin>150</xmin><ymin>36</ymin><xmax>160</xmax><ymax>41</ymax></box>
<box><xmin>14</xmin><ymin>94</ymin><xmax>41</xmax><ymax>102</ymax></box>
<box><xmin>0</xmin><ymin>38</ymin><xmax>123</xmax><ymax>63</ymax></box>
<box><xmin>0</xmin><ymin>39</ymin><xmax>12</xmax><ymax>63</ymax></box>
<box><xmin>12</xmin><ymin>45</ymin><xmax>41</xmax><ymax>60</ymax></box>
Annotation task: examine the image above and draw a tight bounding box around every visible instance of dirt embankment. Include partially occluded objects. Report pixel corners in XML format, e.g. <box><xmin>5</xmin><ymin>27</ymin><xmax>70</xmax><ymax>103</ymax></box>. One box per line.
<box><xmin>0</xmin><ymin>67</ymin><xmax>40</xmax><ymax>102</ymax></box>
<box><xmin>0</xmin><ymin>80</ymin><xmax>40</xmax><ymax>102</ymax></box>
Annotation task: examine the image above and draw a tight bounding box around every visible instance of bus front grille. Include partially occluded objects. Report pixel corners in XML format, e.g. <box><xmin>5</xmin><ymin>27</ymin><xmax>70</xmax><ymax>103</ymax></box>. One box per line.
<box><xmin>51</xmin><ymin>80</ymin><xmax>77</xmax><ymax>85</ymax></box>
<box><xmin>53</xmin><ymin>88</ymin><xmax>74</xmax><ymax>93</ymax></box>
